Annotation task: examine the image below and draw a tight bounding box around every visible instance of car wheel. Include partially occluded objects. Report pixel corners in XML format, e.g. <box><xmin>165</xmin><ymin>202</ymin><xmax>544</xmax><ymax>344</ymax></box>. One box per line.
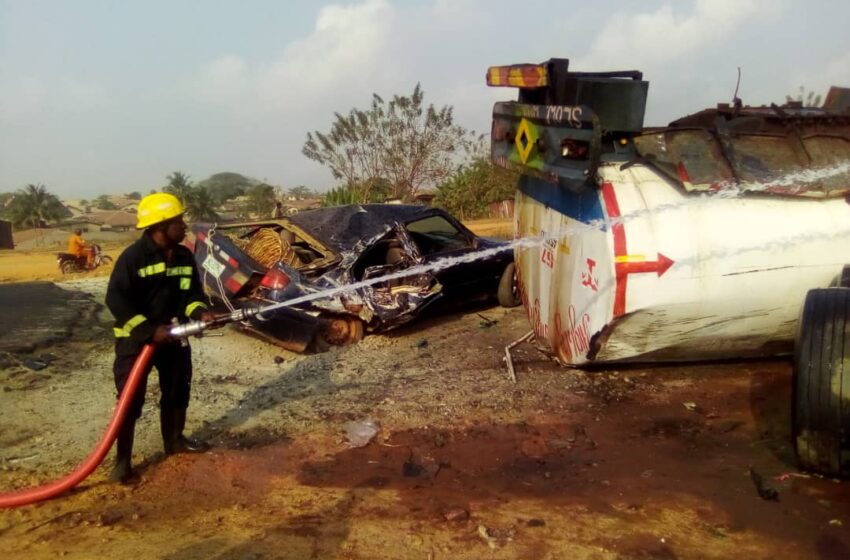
<box><xmin>793</xmin><ymin>288</ymin><xmax>850</xmax><ymax>477</ymax></box>
<box><xmin>497</xmin><ymin>262</ymin><xmax>522</xmax><ymax>308</ymax></box>
<box><xmin>322</xmin><ymin>316</ymin><xmax>365</xmax><ymax>346</ymax></box>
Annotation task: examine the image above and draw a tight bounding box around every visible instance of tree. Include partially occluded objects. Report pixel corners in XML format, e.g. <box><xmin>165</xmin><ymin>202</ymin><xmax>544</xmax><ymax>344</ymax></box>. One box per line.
<box><xmin>163</xmin><ymin>171</ymin><xmax>195</xmax><ymax>206</ymax></box>
<box><xmin>786</xmin><ymin>86</ymin><xmax>822</xmax><ymax>107</ymax></box>
<box><xmin>435</xmin><ymin>157</ymin><xmax>518</xmax><ymax>220</ymax></box>
<box><xmin>184</xmin><ymin>186</ymin><xmax>220</xmax><ymax>223</ymax></box>
<box><xmin>5</xmin><ymin>183</ymin><xmax>66</xmax><ymax>228</ymax></box>
<box><xmin>303</xmin><ymin>84</ymin><xmax>476</xmax><ymax>201</ymax></box>
<box><xmin>321</xmin><ymin>178</ymin><xmax>391</xmax><ymax>207</ymax></box>
<box><xmin>0</xmin><ymin>192</ymin><xmax>13</xmax><ymax>208</ymax></box>
<box><xmin>287</xmin><ymin>185</ymin><xmax>313</xmax><ymax>199</ymax></box>
<box><xmin>196</xmin><ymin>172</ymin><xmax>258</xmax><ymax>205</ymax></box>
<box><xmin>93</xmin><ymin>194</ymin><xmax>118</xmax><ymax>210</ymax></box>
<box><xmin>125</xmin><ymin>191</ymin><xmax>142</xmax><ymax>200</ymax></box>
<box><xmin>246</xmin><ymin>183</ymin><xmax>275</xmax><ymax>218</ymax></box>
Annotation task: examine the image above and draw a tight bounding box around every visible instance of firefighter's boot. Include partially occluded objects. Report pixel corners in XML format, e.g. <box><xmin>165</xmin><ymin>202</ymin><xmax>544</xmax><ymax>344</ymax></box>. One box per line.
<box><xmin>109</xmin><ymin>417</ymin><xmax>135</xmax><ymax>484</ymax></box>
<box><xmin>162</xmin><ymin>407</ymin><xmax>210</xmax><ymax>455</ymax></box>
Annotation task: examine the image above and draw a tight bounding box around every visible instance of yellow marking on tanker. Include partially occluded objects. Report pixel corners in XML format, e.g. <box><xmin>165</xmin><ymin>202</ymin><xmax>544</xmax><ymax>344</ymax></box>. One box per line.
<box><xmin>615</xmin><ymin>254</ymin><xmax>647</xmax><ymax>263</ymax></box>
<box><xmin>559</xmin><ymin>240</ymin><xmax>570</xmax><ymax>254</ymax></box>
<box><xmin>515</xmin><ymin>118</ymin><xmax>535</xmax><ymax>164</ymax></box>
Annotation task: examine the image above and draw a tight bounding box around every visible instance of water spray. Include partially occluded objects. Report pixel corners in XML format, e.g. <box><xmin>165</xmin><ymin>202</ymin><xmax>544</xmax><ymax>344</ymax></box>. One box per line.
<box><xmin>171</xmin><ymin>161</ymin><xmax>850</xmax><ymax>340</ymax></box>
<box><xmin>3</xmin><ymin>161</ymin><xmax>848</xmax><ymax>508</ymax></box>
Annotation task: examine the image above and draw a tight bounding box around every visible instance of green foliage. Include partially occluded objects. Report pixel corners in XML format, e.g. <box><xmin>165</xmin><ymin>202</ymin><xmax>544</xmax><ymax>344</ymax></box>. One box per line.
<box><xmin>93</xmin><ymin>194</ymin><xmax>118</xmax><ymax>210</ymax></box>
<box><xmin>163</xmin><ymin>171</ymin><xmax>195</xmax><ymax>206</ymax></box>
<box><xmin>287</xmin><ymin>185</ymin><xmax>313</xmax><ymax>199</ymax></box>
<box><xmin>184</xmin><ymin>186</ymin><xmax>220</xmax><ymax>223</ymax></box>
<box><xmin>321</xmin><ymin>178</ymin><xmax>392</xmax><ymax>207</ymax></box>
<box><xmin>0</xmin><ymin>192</ymin><xmax>15</xmax><ymax>210</ymax></box>
<box><xmin>246</xmin><ymin>183</ymin><xmax>276</xmax><ymax>218</ymax></box>
<box><xmin>196</xmin><ymin>172</ymin><xmax>259</xmax><ymax>205</ymax></box>
<box><xmin>5</xmin><ymin>184</ymin><xmax>67</xmax><ymax>227</ymax></box>
<box><xmin>434</xmin><ymin>158</ymin><xmax>518</xmax><ymax>220</ymax></box>
<box><xmin>303</xmin><ymin>84</ymin><xmax>476</xmax><ymax>201</ymax></box>
<box><xmin>322</xmin><ymin>186</ymin><xmax>360</xmax><ymax>207</ymax></box>
<box><xmin>125</xmin><ymin>191</ymin><xmax>142</xmax><ymax>200</ymax></box>
<box><xmin>786</xmin><ymin>86</ymin><xmax>822</xmax><ymax>107</ymax></box>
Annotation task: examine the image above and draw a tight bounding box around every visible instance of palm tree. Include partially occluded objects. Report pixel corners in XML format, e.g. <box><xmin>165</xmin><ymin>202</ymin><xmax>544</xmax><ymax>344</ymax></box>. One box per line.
<box><xmin>184</xmin><ymin>186</ymin><xmax>220</xmax><ymax>222</ymax></box>
<box><xmin>7</xmin><ymin>184</ymin><xmax>65</xmax><ymax>228</ymax></box>
<box><xmin>163</xmin><ymin>171</ymin><xmax>196</xmax><ymax>207</ymax></box>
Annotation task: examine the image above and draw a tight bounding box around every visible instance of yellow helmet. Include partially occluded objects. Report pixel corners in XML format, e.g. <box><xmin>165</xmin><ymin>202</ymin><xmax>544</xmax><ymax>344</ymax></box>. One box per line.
<box><xmin>136</xmin><ymin>192</ymin><xmax>185</xmax><ymax>229</ymax></box>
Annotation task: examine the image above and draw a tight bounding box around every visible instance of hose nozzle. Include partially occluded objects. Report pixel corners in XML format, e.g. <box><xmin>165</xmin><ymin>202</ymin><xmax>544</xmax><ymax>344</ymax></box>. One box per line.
<box><xmin>168</xmin><ymin>307</ymin><xmax>261</xmax><ymax>340</ymax></box>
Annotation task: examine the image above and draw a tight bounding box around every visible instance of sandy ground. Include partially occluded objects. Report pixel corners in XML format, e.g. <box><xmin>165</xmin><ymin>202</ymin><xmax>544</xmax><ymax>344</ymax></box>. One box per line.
<box><xmin>0</xmin><ymin>275</ymin><xmax>849</xmax><ymax>559</ymax></box>
<box><xmin>0</xmin><ymin>248</ymin><xmax>117</xmax><ymax>283</ymax></box>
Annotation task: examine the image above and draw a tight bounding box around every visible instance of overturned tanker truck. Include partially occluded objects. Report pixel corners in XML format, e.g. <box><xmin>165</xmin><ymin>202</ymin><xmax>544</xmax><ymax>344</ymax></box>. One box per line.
<box><xmin>488</xmin><ymin>58</ymin><xmax>850</xmax><ymax>476</ymax></box>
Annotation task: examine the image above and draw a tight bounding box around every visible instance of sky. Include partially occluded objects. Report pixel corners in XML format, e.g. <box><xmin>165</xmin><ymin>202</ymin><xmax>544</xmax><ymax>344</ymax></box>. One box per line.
<box><xmin>1</xmin><ymin>0</ymin><xmax>848</xmax><ymax>198</ymax></box>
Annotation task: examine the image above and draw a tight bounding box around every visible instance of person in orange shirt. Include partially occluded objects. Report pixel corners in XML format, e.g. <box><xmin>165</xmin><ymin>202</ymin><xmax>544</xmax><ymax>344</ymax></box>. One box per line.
<box><xmin>68</xmin><ymin>228</ymin><xmax>94</xmax><ymax>268</ymax></box>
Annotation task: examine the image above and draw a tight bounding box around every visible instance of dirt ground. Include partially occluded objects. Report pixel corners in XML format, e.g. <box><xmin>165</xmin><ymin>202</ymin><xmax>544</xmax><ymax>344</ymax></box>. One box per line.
<box><xmin>0</xmin><ymin>224</ymin><xmax>849</xmax><ymax>559</ymax></box>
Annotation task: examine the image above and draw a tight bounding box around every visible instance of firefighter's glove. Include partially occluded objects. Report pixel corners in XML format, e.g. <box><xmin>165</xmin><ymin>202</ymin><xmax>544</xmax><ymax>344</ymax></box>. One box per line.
<box><xmin>200</xmin><ymin>311</ymin><xmax>224</xmax><ymax>330</ymax></box>
<box><xmin>152</xmin><ymin>325</ymin><xmax>176</xmax><ymax>344</ymax></box>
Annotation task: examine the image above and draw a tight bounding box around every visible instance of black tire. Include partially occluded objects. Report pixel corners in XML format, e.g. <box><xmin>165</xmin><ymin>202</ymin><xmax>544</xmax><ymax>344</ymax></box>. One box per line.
<box><xmin>497</xmin><ymin>262</ymin><xmax>522</xmax><ymax>308</ymax></box>
<box><xmin>60</xmin><ymin>261</ymin><xmax>75</xmax><ymax>274</ymax></box>
<box><xmin>100</xmin><ymin>255</ymin><xmax>114</xmax><ymax>265</ymax></box>
<box><xmin>793</xmin><ymin>288</ymin><xmax>850</xmax><ymax>477</ymax></box>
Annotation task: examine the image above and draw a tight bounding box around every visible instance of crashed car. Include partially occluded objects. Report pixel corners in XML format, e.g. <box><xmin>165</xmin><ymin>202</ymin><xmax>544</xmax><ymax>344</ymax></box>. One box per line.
<box><xmin>189</xmin><ymin>204</ymin><xmax>519</xmax><ymax>352</ymax></box>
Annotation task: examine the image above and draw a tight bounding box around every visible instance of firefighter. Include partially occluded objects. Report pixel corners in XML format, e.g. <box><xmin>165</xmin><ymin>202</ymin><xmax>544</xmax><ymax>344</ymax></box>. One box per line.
<box><xmin>105</xmin><ymin>192</ymin><xmax>217</xmax><ymax>483</ymax></box>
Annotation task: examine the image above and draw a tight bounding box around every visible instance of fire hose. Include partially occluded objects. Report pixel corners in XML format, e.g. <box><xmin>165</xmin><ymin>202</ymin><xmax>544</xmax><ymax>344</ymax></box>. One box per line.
<box><xmin>0</xmin><ymin>308</ymin><xmax>260</xmax><ymax>509</ymax></box>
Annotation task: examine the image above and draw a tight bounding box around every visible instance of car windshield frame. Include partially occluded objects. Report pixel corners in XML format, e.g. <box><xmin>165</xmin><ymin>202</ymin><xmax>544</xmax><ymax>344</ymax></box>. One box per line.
<box><xmin>403</xmin><ymin>214</ymin><xmax>475</xmax><ymax>256</ymax></box>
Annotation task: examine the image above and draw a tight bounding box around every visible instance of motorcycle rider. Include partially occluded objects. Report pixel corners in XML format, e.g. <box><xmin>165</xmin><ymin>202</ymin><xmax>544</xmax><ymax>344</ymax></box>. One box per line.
<box><xmin>105</xmin><ymin>193</ymin><xmax>217</xmax><ymax>483</ymax></box>
<box><xmin>67</xmin><ymin>228</ymin><xmax>94</xmax><ymax>269</ymax></box>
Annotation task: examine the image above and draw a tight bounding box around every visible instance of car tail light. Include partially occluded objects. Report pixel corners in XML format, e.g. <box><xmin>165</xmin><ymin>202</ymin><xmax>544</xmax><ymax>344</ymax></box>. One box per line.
<box><xmin>260</xmin><ymin>268</ymin><xmax>290</xmax><ymax>290</ymax></box>
<box><xmin>677</xmin><ymin>162</ymin><xmax>691</xmax><ymax>183</ymax></box>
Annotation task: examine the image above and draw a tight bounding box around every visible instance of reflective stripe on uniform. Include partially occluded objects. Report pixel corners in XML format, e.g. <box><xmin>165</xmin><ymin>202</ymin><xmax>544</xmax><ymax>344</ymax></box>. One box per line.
<box><xmin>113</xmin><ymin>314</ymin><xmax>147</xmax><ymax>338</ymax></box>
<box><xmin>167</xmin><ymin>266</ymin><xmax>193</xmax><ymax>277</ymax></box>
<box><xmin>137</xmin><ymin>262</ymin><xmax>166</xmax><ymax>277</ymax></box>
<box><xmin>185</xmin><ymin>301</ymin><xmax>207</xmax><ymax>317</ymax></box>
<box><xmin>180</xmin><ymin>277</ymin><xmax>191</xmax><ymax>290</ymax></box>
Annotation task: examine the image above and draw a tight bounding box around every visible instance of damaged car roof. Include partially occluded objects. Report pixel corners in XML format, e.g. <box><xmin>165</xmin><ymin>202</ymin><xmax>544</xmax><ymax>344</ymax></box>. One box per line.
<box><xmin>287</xmin><ymin>204</ymin><xmax>446</xmax><ymax>253</ymax></box>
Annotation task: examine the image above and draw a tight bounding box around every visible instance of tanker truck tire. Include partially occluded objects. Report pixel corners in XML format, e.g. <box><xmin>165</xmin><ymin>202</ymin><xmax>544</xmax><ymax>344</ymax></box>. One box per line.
<box><xmin>497</xmin><ymin>263</ymin><xmax>522</xmax><ymax>308</ymax></box>
<box><xmin>793</xmin><ymin>288</ymin><xmax>850</xmax><ymax>478</ymax></box>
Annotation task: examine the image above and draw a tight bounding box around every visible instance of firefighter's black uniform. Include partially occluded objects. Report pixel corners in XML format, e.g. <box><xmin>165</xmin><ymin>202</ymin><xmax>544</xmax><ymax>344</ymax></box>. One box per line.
<box><xmin>105</xmin><ymin>232</ymin><xmax>209</xmax><ymax>479</ymax></box>
<box><xmin>107</xmin><ymin>232</ymin><xmax>208</xmax><ymax>415</ymax></box>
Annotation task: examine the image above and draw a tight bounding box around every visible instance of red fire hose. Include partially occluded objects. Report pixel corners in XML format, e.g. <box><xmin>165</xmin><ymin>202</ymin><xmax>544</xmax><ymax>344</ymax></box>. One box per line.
<box><xmin>0</xmin><ymin>344</ymin><xmax>155</xmax><ymax>508</ymax></box>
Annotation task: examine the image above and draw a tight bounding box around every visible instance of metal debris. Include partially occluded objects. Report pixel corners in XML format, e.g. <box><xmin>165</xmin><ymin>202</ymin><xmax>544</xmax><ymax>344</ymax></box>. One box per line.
<box><xmin>504</xmin><ymin>330</ymin><xmax>534</xmax><ymax>383</ymax></box>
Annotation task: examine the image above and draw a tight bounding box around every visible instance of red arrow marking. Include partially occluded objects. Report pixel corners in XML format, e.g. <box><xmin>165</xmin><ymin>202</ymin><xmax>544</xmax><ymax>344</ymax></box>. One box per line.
<box><xmin>617</xmin><ymin>253</ymin><xmax>675</xmax><ymax>277</ymax></box>
<box><xmin>601</xmin><ymin>183</ymin><xmax>675</xmax><ymax>317</ymax></box>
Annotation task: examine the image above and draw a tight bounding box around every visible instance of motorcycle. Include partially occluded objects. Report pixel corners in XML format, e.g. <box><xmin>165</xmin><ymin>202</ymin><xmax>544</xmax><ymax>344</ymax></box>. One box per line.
<box><xmin>57</xmin><ymin>244</ymin><xmax>113</xmax><ymax>273</ymax></box>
